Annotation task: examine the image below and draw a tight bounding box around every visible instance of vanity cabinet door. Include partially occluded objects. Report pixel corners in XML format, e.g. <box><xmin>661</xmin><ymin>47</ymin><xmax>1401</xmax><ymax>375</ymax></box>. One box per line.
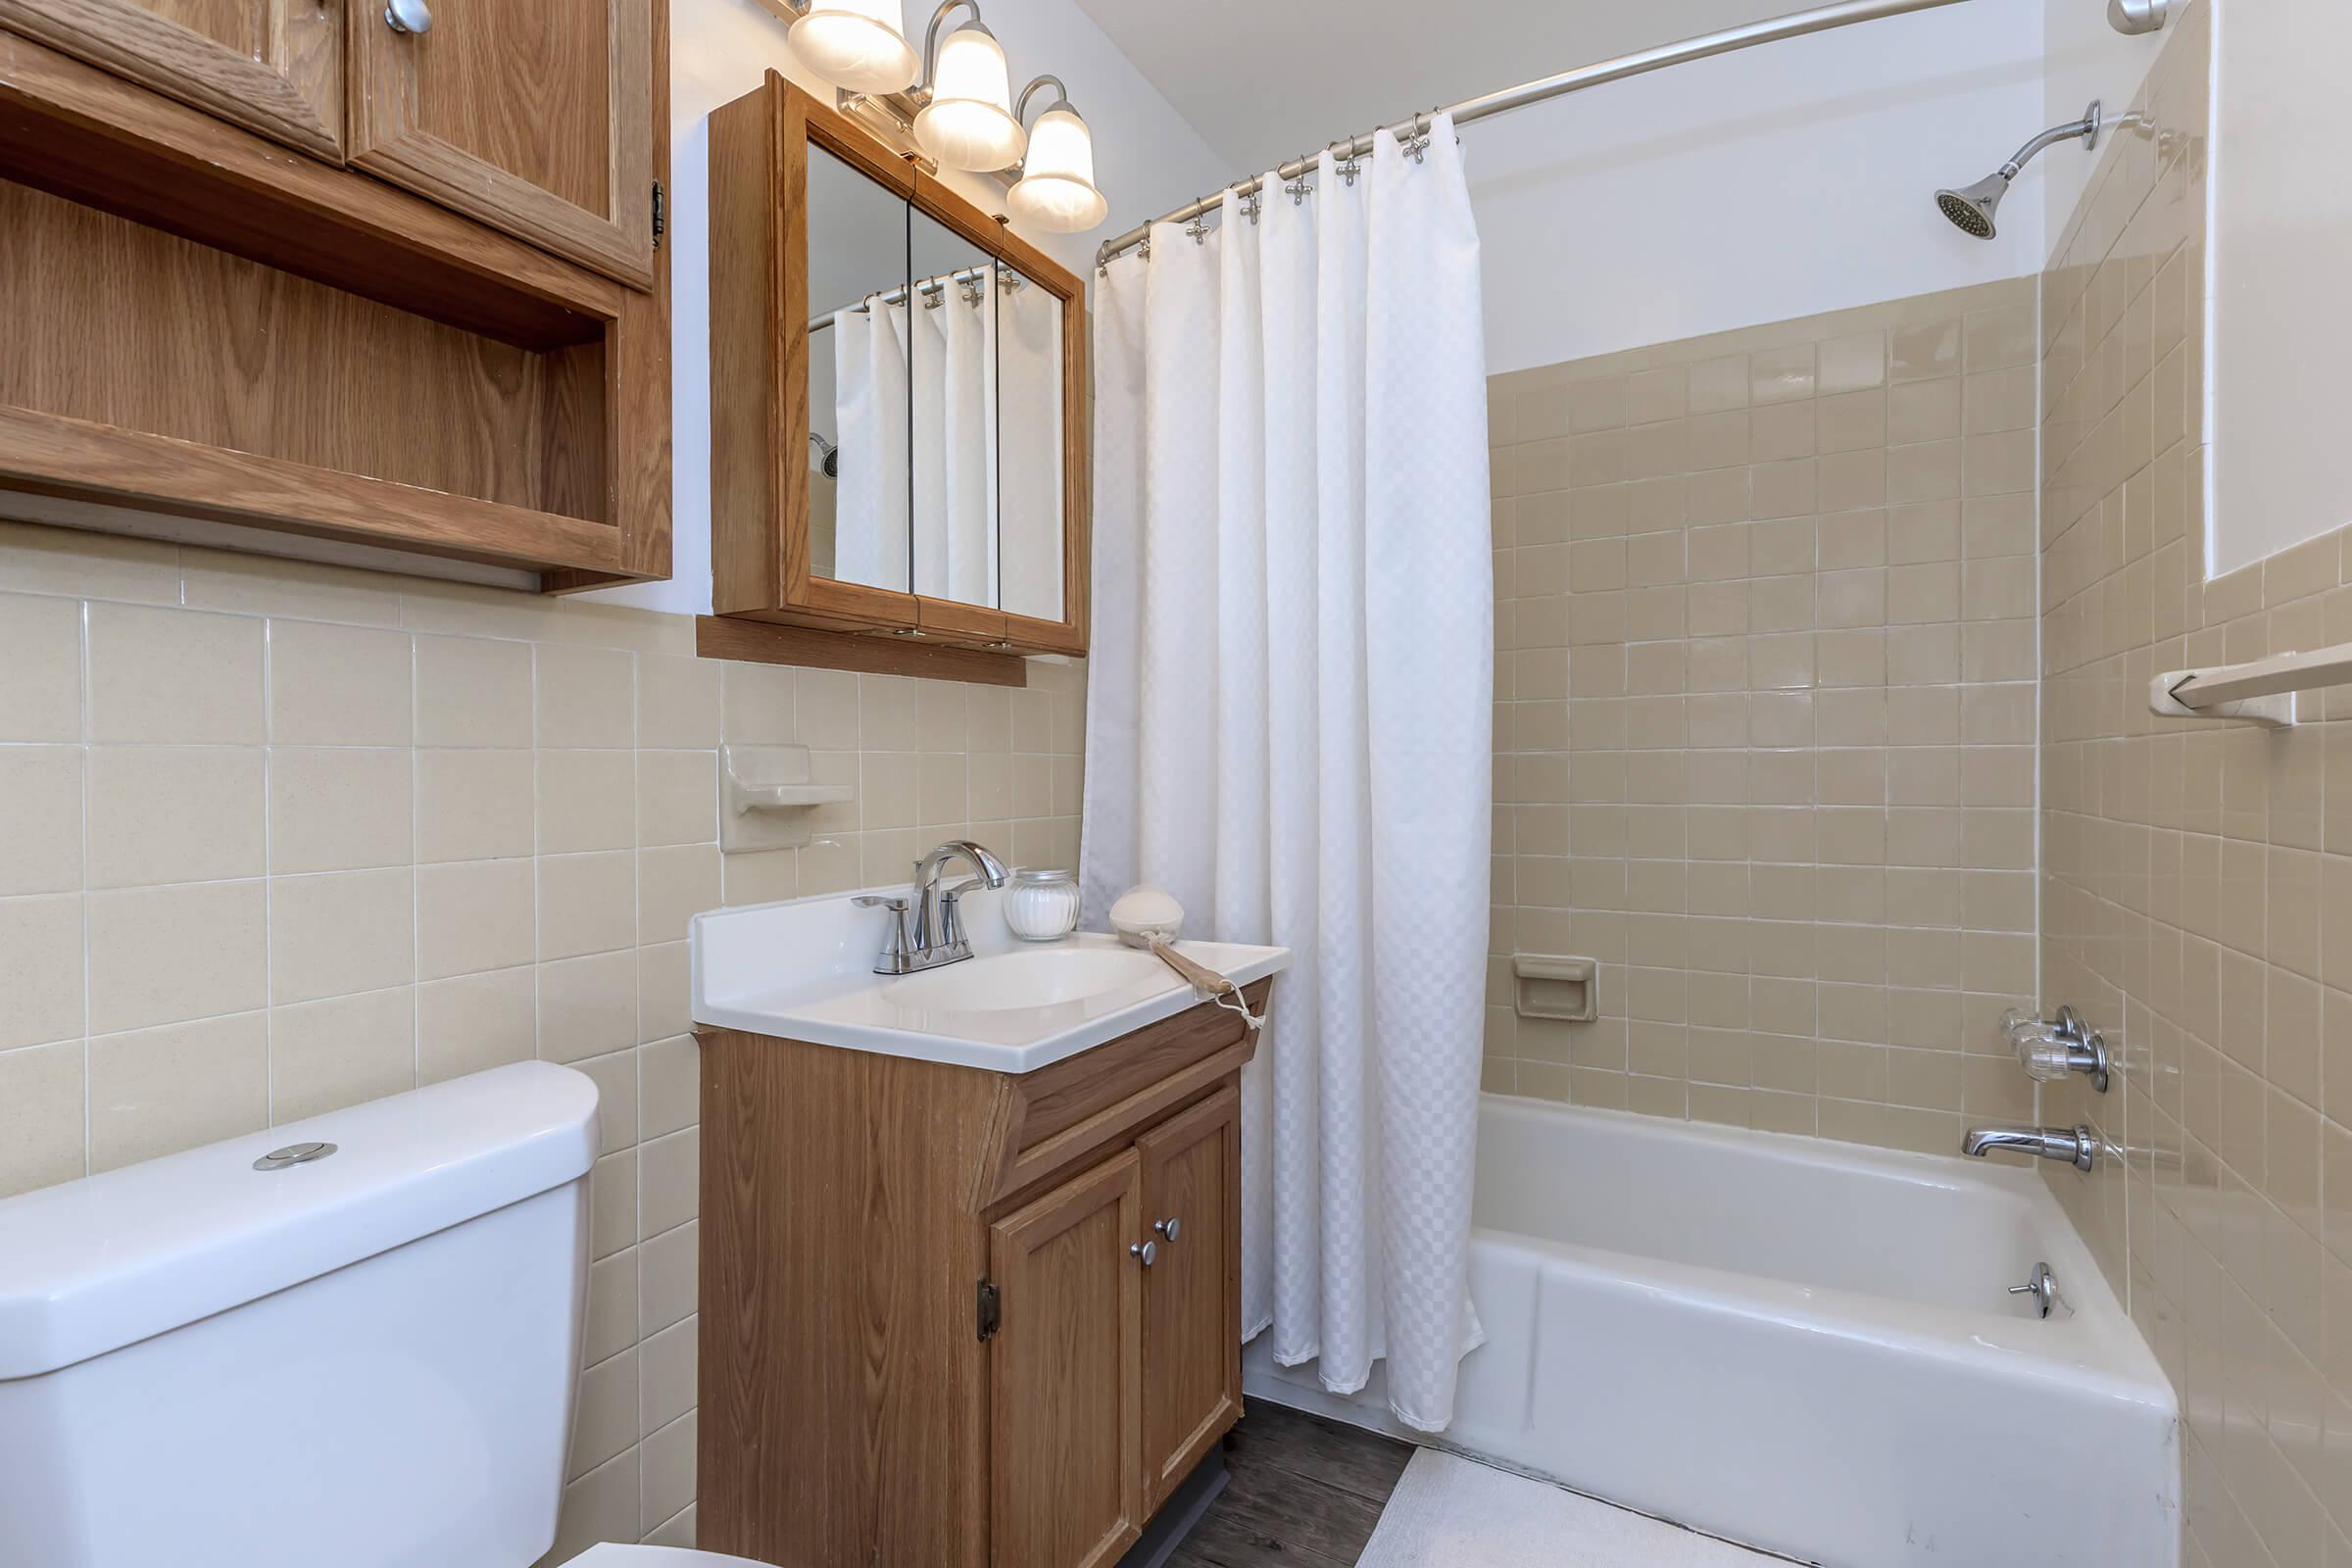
<box><xmin>0</xmin><ymin>0</ymin><xmax>343</xmax><ymax>158</ymax></box>
<box><xmin>1136</xmin><ymin>1086</ymin><xmax>1243</xmax><ymax>1509</ymax></box>
<box><xmin>345</xmin><ymin>0</ymin><xmax>656</xmax><ymax>288</ymax></box>
<box><xmin>989</xmin><ymin>1148</ymin><xmax>1145</xmax><ymax>1568</ymax></box>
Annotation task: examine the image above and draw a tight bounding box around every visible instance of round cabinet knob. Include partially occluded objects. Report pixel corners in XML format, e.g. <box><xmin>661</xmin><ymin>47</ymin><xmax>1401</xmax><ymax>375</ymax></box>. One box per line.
<box><xmin>1153</xmin><ymin>1217</ymin><xmax>1181</xmax><ymax>1243</ymax></box>
<box><xmin>383</xmin><ymin>0</ymin><xmax>432</xmax><ymax>34</ymax></box>
<box><xmin>1130</xmin><ymin>1241</ymin><xmax>1157</xmax><ymax>1267</ymax></box>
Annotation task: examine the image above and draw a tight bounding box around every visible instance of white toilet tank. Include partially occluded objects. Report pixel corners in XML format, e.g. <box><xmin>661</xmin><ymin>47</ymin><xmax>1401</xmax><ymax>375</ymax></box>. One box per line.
<box><xmin>0</xmin><ymin>1061</ymin><xmax>600</xmax><ymax>1568</ymax></box>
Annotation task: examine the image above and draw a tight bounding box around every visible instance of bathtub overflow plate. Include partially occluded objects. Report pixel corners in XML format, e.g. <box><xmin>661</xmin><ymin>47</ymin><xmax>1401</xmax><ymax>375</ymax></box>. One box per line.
<box><xmin>253</xmin><ymin>1141</ymin><xmax>338</xmax><ymax>1171</ymax></box>
<box><xmin>2008</xmin><ymin>1261</ymin><xmax>2057</xmax><ymax>1318</ymax></box>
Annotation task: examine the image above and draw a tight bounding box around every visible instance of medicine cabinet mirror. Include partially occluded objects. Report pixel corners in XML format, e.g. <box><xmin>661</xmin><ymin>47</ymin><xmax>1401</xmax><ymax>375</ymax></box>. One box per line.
<box><xmin>710</xmin><ymin>73</ymin><xmax>1087</xmax><ymax>670</ymax></box>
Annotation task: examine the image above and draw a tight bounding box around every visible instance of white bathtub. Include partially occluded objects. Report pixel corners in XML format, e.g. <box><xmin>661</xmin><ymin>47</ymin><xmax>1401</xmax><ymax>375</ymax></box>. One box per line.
<box><xmin>1247</xmin><ymin>1095</ymin><xmax>2180</xmax><ymax>1567</ymax></box>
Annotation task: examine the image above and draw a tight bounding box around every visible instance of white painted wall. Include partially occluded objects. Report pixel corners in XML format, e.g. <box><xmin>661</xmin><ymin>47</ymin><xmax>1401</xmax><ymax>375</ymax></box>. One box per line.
<box><xmin>2040</xmin><ymin>0</ymin><xmax>2169</xmax><ymax>247</ymax></box>
<box><xmin>1468</xmin><ymin>0</ymin><xmax>2048</xmax><ymax>375</ymax></box>
<box><xmin>589</xmin><ymin>0</ymin><xmax>1227</xmax><ymax>615</ymax></box>
<box><xmin>2207</xmin><ymin>0</ymin><xmax>2352</xmax><ymax>575</ymax></box>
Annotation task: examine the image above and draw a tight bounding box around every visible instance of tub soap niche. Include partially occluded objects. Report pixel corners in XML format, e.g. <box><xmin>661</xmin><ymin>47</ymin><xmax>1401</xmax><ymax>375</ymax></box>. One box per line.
<box><xmin>1512</xmin><ymin>956</ymin><xmax>1596</xmax><ymax>1022</ymax></box>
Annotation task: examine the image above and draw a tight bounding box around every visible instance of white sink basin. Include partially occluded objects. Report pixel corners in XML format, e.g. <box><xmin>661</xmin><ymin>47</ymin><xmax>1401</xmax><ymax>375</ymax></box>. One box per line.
<box><xmin>690</xmin><ymin>890</ymin><xmax>1290</xmax><ymax>1073</ymax></box>
<box><xmin>881</xmin><ymin>946</ymin><xmax>1169</xmax><ymax>1012</ymax></box>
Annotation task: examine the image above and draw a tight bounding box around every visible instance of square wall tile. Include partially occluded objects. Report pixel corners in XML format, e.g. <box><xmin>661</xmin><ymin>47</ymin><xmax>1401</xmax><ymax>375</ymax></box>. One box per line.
<box><xmin>270</xmin><ymin>986</ymin><xmax>416</xmax><ymax>1121</ymax></box>
<box><xmin>416</xmin><ymin>749</ymin><xmax>534</xmax><ymax>862</ymax></box>
<box><xmin>85</xmin><ymin>747</ymin><xmax>265</xmax><ymax>889</ymax></box>
<box><xmin>87</xmin><ymin>879</ymin><xmax>267</xmax><ymax>1035</ymax></box>
<box><xmin>0</xmin><ymin>747</ymin><xmax>83</xmax><ymax>895</ymax></box>
<box><xmin>269</xmin><ymin>620</ymin><xmax>412</xmax><ymax>747</ymax></box>
<box><xmin>86</xmin><ymin>603</ymin><xmax>264</xmax><ymax>745</ymax></box>
<box><xmin>414</xmin><ymin>636</ymin><xmax>531</xmax><ymax>748</ymax></box>
<box><xmin>87</xmin><ymin>1010</ymin><xmax>269</xmax><ymax>1172</ymax></box>
<box><xmin>0</xmin><ymin>592</ymin><xmax>82</xmax><ymax>742</ymax></box>
<box><xmin>637</xmin><ymin>655</ymin><xmax>720</xmax><ymax>751</ymax></box>
<box><xmin>538</xmin><ymin>644</ymin><xmax>635</xmax><ymax>750</ymax></box>
<box><xmin>417</xmin><ymin>967</ymin><xmax>537</xmax><ymax>1084</ymax></box>
<box><xmin>0</xmin><ymin>1041</ymin><xmax>85</xmax><ymax>1197</ymax></box>
<box><xmin>270</xmin><ymin>749</ymin><xmax>412</xmax><ymax>873</ymax></box>
<box><xmin>417</xmin><ymin>858</ymin><xmax>535</xmax><ymax>980</ymax></box>
<box><xmin>0</xmin><ymin>894</ymin><xmax>82</xmax><ymax>1050</ymax></box>
<box><xmin>270</xmin><ymin>868</ymin><xmax>414</xmax><ymax>1005</ymax></box>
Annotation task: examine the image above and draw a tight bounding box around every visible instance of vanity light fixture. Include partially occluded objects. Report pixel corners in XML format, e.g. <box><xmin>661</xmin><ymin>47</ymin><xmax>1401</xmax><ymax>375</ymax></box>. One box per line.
<box><xmin>785</xmin><ymin>0</ymin><xmax>918</xmax><ymax>94</ymax></box>
<box><xmin>770</xmin><ymin>0</ymin><xmax>1110</xmax><ymax>229</ymax></box>
<box><xmin>913</xmin><ymin>3</ymin><xmax>1025</xmax><ymax>172</ymax></box>
<box><xmin>1008</xmin><ymin>76</ymin><xmax>1107</xmax><ymax>233</ymax></box>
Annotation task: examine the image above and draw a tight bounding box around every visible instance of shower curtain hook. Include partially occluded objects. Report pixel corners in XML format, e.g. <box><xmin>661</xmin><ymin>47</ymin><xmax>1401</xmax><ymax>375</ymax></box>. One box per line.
<box><xmin>1330</xmin><ymin>138</ymin><xmax>1361</xmax><ymax>185</ymax></box>
<box><xmin>1240</xmin><ymin>187</ymin><xmax>1262</xmax><ymax>224</ymax></box>
<box><xmin>1405</xmin><ymin>111</ymin><xmax>1433</xmax><ymax>164</ymax></box>
<box><xmin>1285</xmin><ymin>155</ymin><xmax>1314</xmax><ymax>206</ymax></box>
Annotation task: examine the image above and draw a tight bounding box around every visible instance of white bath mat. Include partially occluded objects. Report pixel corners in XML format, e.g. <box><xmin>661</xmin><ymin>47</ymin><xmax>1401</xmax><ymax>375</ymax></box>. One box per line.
<box><xmin>1357</xmin><ymin>1450</ymin><xmax>1786</xmax><ymax>1567</ymax></box>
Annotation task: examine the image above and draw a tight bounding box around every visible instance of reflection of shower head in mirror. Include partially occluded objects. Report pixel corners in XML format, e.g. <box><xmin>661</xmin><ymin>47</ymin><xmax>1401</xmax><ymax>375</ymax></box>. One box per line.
<box><xmin>809</xmin><ymin>431</ymin><xmax>840</xmax><ymax>479</ymax></box>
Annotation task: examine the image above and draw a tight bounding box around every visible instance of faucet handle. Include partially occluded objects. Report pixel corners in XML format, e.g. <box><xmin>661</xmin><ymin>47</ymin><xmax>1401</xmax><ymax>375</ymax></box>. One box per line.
<box><xmin>854</xmin><ymin>895</ymin><xmax>913</xmax><ymax>973</ymax></box>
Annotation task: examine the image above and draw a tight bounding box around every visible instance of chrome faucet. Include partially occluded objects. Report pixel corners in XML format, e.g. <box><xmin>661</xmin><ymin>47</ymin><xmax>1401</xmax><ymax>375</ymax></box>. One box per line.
<box><xmin>855</xmin><ymin>840</ymin><xmax>1009</xmax><ymax>975</ymax></box>
<box><xmin>1961</xmin><ymin>1124</ymin><xmax>2097</xmax><ymax>1172</ymax></box>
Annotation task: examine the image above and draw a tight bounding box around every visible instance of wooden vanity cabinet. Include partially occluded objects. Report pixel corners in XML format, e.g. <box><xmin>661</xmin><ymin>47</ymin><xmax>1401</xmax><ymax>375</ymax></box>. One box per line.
<box><xmin>698</xmin><ymin>984</ymin><xmax>1268</xmax><ymax>1568</ymax></box>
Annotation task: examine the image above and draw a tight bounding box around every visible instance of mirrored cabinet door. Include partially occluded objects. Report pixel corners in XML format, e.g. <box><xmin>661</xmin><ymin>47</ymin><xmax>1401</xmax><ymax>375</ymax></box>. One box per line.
<box><xmin>997</xmin><ymin>259</ymin><xmax>1067</xmax><ymax>628</ymax></box>
<box><xmin>906</xmin><ymin>208</ymin><xmax>1000</xmax><ymax>613</ymax></box>
<box><xmin>805</xmin><ymin>142</ymin><xmax>911</xmax><ymax>597</ymax></box>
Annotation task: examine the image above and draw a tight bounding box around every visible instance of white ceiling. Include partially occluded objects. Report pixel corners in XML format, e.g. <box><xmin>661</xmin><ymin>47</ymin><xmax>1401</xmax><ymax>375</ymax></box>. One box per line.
<box><xmin>1064</xmin><ymin>0</ymin><xmax>1802</xmax><ymax>174</ymax></box>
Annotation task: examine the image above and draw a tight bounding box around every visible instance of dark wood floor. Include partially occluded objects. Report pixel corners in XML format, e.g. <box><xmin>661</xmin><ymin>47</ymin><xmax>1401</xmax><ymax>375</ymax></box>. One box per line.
<box><xmin>1167</xmin><ymin>1401</ymin><xmax>1418</xmax><ymax>1568</ymax></box>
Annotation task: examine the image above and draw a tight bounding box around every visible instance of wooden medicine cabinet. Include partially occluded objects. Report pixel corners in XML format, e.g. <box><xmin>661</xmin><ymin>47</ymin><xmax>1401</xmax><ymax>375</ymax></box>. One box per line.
<box><xmin>707</xmin><ymin>74</ymin><xmax>1088</xmax><ymax>672</ymax></box>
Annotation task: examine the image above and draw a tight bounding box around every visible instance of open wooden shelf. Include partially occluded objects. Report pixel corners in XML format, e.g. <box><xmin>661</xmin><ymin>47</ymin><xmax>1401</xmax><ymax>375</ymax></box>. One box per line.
<box><xmin>0</xmin><ymin>24</ymin><xmax>670</xmax><ymax>589</ymax></box>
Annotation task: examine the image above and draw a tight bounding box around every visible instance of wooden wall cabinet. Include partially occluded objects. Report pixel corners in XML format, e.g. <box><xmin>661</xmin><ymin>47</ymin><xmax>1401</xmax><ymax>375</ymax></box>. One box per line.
<box><xmin>707</xmin><ymin>73</ymin><xmax>1089</xmax><ymax>674</ymax></box>
<box><xmin>0</xmin><ymin>0</ymin><xmax>670</xmax><ymax>590</ymax></box>
<box><xmin>699</xmin><ymin>985</ymin><xmax>1266</xmax><ymax>1568</ymax></box>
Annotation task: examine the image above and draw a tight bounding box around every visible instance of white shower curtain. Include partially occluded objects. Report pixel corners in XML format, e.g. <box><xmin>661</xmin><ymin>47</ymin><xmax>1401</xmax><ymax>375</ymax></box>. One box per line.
<box><xmin>832</xmin><ymin>301</ymin><xmax>910</xmax><ymax>590</ymax></box>
<box><xmin>1080</xmin><ymin>117</ymin><xmax>1493</xmax><ymax>1432</ymax></box>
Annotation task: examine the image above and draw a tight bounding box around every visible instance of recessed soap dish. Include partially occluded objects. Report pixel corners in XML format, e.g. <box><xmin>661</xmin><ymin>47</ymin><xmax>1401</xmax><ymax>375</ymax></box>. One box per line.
<box><xmin>1513</xmin><ymin>956</ymin><xmax>1596</xmax><ymax>1022</ymax></box>
<box><xmin>720</xmin><ymin>744</ymin><xmax>855</xmax><ymax>852</ymax></box>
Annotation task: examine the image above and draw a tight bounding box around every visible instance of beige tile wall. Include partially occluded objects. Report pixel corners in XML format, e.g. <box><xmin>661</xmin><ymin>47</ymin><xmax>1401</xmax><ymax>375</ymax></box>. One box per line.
<box><xmin>1482</xmin><ymin>275</ymin><xmax>2044</xmax><ymax>1155</ymax></box>
<box><xmin>0</xmin><ymin>519</ymin><xmax>1083</xmax><ymax>1561</ymax></box>
<box><xmin>2036</xmin><ymin>5</ymin><xmax>2352</xmax><ymax>1563</ymax></box>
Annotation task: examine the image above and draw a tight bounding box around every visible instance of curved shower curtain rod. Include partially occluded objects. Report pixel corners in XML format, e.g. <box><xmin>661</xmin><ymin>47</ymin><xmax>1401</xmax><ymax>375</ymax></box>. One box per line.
<box><xmin>1095</xmin><ymin>0</ymin><xmax>1972</xmax><ymax>269</ymax></box>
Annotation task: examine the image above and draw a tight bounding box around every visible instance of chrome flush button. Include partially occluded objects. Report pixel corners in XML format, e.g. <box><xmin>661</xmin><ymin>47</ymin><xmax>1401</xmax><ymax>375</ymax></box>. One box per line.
<box><xmin>253</xmin><ymin>1141</ymin><xmax>337</xmax><ymax>1171</ymax></box>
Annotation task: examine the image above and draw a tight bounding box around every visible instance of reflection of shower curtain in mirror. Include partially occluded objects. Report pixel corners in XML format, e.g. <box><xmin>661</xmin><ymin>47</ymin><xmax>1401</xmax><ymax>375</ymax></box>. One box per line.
<box><xmin>999</xmin><ymin>280</ymin><xmax>1063</xmax><ymax>620</ymax></box>
<box><xmin>923</xmin><ymin>287</ymin><xmax>996</xmax><ymax>604</ymax></box>
<box><xmin>831</xmin><ymin>302</ymin><xmax>910</xmax><ymax>590</ymax></box>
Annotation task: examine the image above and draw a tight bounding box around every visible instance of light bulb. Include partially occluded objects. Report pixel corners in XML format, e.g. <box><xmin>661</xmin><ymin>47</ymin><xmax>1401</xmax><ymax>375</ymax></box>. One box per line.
<box><xmin>914</xmin><ymin>24</ymin><xmax>1024</xmax><ymax>171</ymax></box>
<box><xmin>788</xmin><ymin>0</ymin><xmax>917</xmax><ymax>95</ymax></box>
<box><xmin>1008</xmin><ymin>105</ymin><xmax>1107</xmax><ymax>232</ymax></box>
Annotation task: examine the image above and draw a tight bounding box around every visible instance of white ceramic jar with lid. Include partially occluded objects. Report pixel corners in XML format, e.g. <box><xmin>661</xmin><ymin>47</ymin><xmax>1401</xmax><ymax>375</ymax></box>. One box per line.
<box><xmin>1004</xmin><ymin>867</ymin><xmax>1081</xmax><ymax>941</ymax></box>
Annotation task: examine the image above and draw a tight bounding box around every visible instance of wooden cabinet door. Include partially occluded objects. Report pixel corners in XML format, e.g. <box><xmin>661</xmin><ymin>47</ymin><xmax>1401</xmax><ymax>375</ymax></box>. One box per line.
<box><xmin>345</xmin><ymin>0</ymin><xmax>654</xmax><ymax>288</ymax></box>
<box><xmin>0</xmin><ymin>0</ymin><xmax>343</xmax><ymax>158</ymax></box>
<box><xmin>989</xmin><ymin>1149</ymin><xmax>1145</xmax><ymax>1568</ymax></box>
<box><xmin>1137</xmin><ymin>1086</ymin><xmax>1243</xmax><ymax>1509</ymax></box>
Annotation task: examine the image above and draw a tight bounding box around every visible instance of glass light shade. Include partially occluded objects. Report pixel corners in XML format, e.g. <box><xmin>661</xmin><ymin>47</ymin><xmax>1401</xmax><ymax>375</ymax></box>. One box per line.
<box><xmin>788</xmin><ymin>1</ymin><xmax>917</xmax><ymax>94</ymax></box>
<box><xmin>914</xmin><ymin>25</ymin><xmax>1025</xmax><ymax>171</ymax></box>
<box><xmin>1008</xmin><ymin>106</ymin><xmax>1107</xmax><ymax>232</ymax></box>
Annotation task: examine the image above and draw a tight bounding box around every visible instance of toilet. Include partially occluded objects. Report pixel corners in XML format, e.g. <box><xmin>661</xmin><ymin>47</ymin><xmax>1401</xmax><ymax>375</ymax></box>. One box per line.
<box><xmin>0</xmin><ymin>1060</ymin><xmax>759</xmax><ymax>1568</ymax></box>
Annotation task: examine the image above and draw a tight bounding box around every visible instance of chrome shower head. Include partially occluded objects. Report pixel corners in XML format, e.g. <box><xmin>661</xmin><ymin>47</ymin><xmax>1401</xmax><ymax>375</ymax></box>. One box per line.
<box><xmin>1936</xmin><ymin>173</ymin><xmax>2007</xmax><ymax>240</ymax></box>
<box><xmin>809</xmin><ymin>430</ymin><xmax>840</xmax><ymax>479</ymax></box>
<box><xmin>1936</xmin><ymin>101</ymin><xmax>2102</xmax><ymax>242</ymax></box>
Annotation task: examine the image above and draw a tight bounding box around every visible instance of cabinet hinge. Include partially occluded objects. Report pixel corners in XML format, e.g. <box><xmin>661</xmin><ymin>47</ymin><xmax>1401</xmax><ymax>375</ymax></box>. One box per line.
<box><xmin>652</xmin><ymin>180</ymin><xmax>666</xmax><ymax>249</ymax></box>
<box><xmin>976</xmin><ymin>1278</ymin><xmax>1001</xmax><ymax>1342</ymax></box>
